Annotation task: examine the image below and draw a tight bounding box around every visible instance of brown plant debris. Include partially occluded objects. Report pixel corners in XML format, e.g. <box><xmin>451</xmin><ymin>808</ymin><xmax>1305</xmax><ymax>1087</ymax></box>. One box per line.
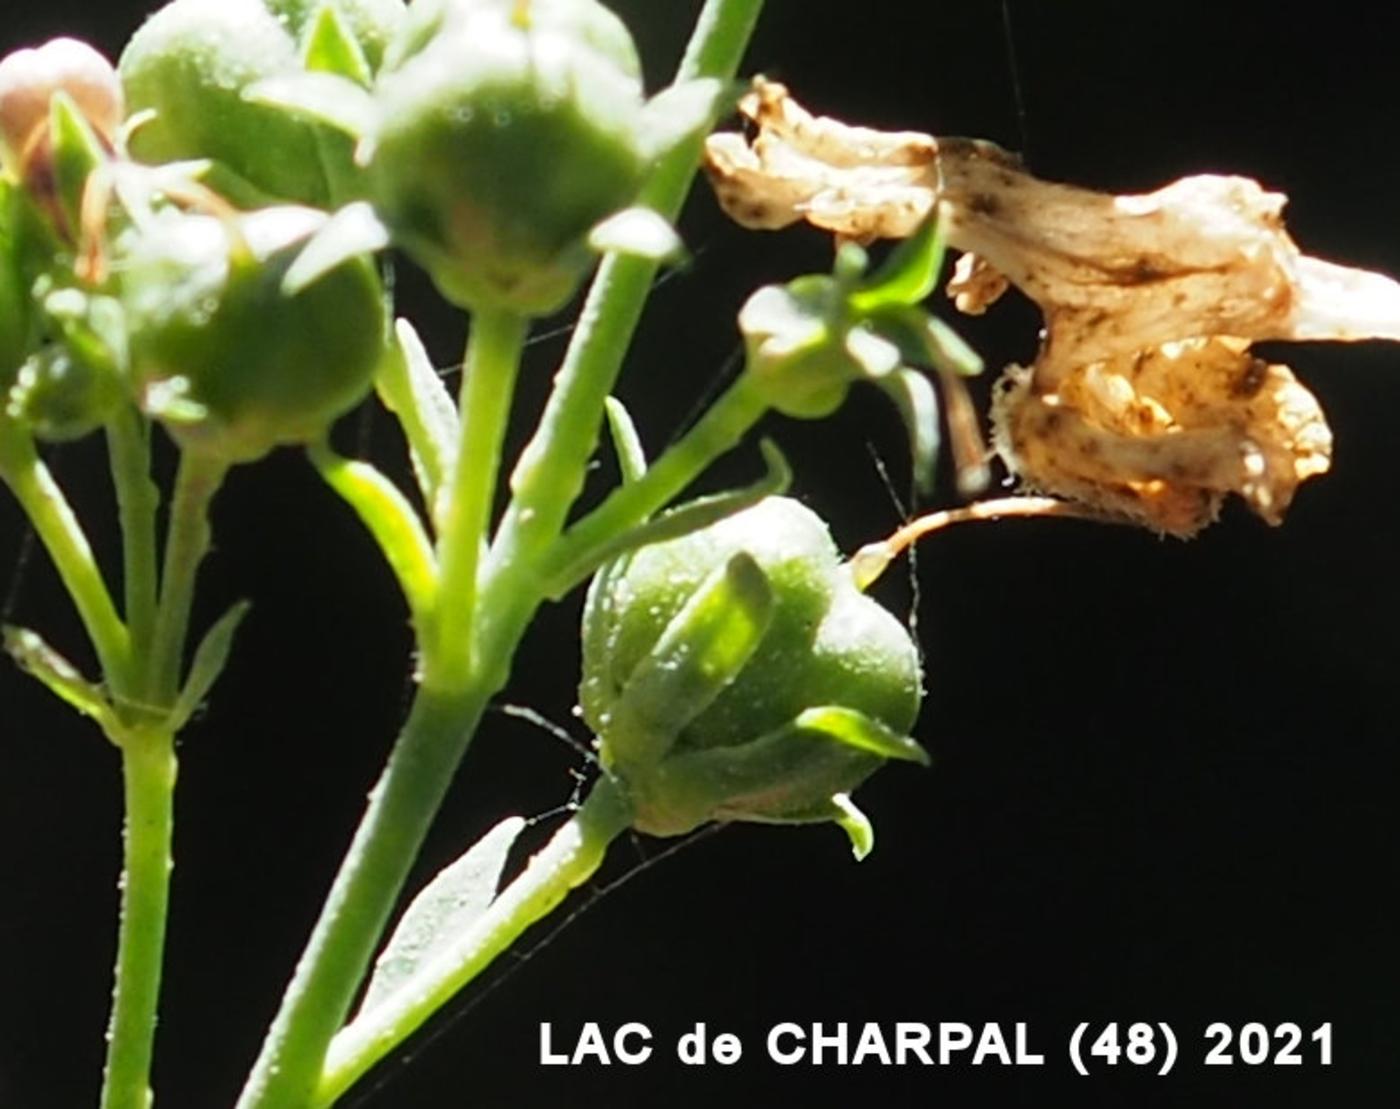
<box><xmin>705</xmin><ymin>77</ymin><xmax>1400</xmax><ymax>535</ymax></box>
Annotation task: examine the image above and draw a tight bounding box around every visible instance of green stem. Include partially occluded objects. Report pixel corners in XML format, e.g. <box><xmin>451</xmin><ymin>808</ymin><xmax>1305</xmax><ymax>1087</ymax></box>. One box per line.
<box><xmin>489</xmin><ymin>0</ymin><xmax>768</xmax><ymax>575</ymax></box>
<box><xmin>237</xmin><ymin>5</ymin><xmax>767</xmax><ymax>1104</ymax></box>
<box><xmin>543</xmin><ymin>375</ymin><xmax>769</xmax><ymax>585</ymax></box>
<box><xmin>431</xmin><ymin>308</ymin><xmax>527</xmax><ymax>684</ymax></box>
<box><xmin>99</xmin><ymin>728</ymin><xmax>178</xmax><ymax>1109</ymax></box>
<box><xmin>314</xmin><ymin>777</ymin><xmax>633</xmax><ymax>1107</ymax></box>
<box><xmin>106</xmin><ymin>406</ymin><xmax>161</xmax><ymax>664</ymax></box>
<box><xmin>148</xmin><ymin>451</ymin><xmax>226</xmax><ymax>703</ymax></box>
<box><xmin>235</xmin><ymin>682</ymin><xmax>497</xmax><ymax>1109</ymax></box>
<box><xmin>0</xmin><ymin>422</ymin><xmax>131</xmax><ymax>690</ymax></box>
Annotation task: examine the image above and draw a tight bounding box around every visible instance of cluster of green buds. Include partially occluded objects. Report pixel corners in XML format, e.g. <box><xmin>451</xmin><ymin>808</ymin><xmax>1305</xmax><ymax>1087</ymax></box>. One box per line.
<box><xmin>580</xmin><ymin>496</ymin><xmax>928</xmax><ymax>858</ymax></box>
<box><xmin>0</xmin><ymin>29</ymin><xmax>389</xmax><ymax>460</ymax></box>
<box><xmin>133</xmin><ymin>0</ymin><xmax>719</xmax><ymax>315</ymax></box>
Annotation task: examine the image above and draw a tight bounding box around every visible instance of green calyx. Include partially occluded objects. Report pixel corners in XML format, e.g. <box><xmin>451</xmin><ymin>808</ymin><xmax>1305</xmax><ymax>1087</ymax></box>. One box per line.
<box><xmin>738</xmin><ymin>217</ymin><xmax>983</xmax><ymax>491</ymax></box>
<box><xmin>581</xmin><ymin>496</ymin><xmax>926</xmax><ymax>856</ymax></box>
<box><xmin>120</xmin><ymin>0</ymin><xmax>405</xmax><ymax>207</ymax></box>
<box><xmin>121</xmin><ymin>205</ymin><xmax>386</xmax><ymax>462</ymax></box>
<box><xmin>364</xmin><ymin>0</ymin><xmax>649</xmax><ymax>315</ymax></box>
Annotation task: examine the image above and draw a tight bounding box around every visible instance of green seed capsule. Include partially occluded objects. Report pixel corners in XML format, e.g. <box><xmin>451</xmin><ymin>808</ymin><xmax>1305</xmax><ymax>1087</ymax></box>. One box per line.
<box><xmin>581</xmin><ymin>497</ymin><xmax>926</xmax><ymax>843</ymax></box>
<box><xmin>121</xmin><ymin>205</ymin><xmax>386</xmax><ymax>462</ymax></box>
<box><xmin>120</xmin><ymin>0</ymin><xmax>405</xmax><ymax>207</ymax></box>
<box><xmin>364</xmin><ymin>0</ymin><xmax>648</xmax><ymax>314</ymax></box>
<box><xmin>6</xmin><ymin>343</ymin><xmax>122</xmax><ymax>441</ymax></box>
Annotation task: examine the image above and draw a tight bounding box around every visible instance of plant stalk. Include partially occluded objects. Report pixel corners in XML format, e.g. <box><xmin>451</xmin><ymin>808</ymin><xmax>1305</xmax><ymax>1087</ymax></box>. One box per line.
<box><xmin>99</xmin><ymin>729</ymin><xmax>178</xmax><ymax>1109</ymax></box>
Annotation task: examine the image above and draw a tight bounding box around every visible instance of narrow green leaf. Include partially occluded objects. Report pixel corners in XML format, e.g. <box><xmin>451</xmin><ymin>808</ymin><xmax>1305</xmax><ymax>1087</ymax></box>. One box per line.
<box><xmin>359</xmin><ymin>816</ymin><xmax>527</xmax><ymax>1015</ymax></box>
<box><xmin>244</xmin><ymin>73</ymin><xmax>377</xmax><ymax>139</ymax></box>
<box><xmin>301</xmin><ymin>1</ymin><xmax>374</xmax><ymax>87</ymax></box>
<box><xmin>878</xmin><ymin>367</ymin><xmax>941</xmax><ymax>494</ymax></box>
<box><xmin>546</xmin><ymin>439</ymin><xmax>791</xmax><ymax>598</ymax></box>
<box><xmin>604</xmin><ymin>396</ymin><xmax>648</xmax><ymax>483</ymax></box>
<box><xmin>3</xmin><ymin>624</ymin><xmax>117</xmax><ymax>733</ymax></box>
<box><xmin>374</xmin><ymin>318</ymin><xmax>460</xmax><ymax>522</ymax></box>
<box><xmin>167</xmin><ymin>600</ymin><xmax>251</xmax><ymax>732</ymax></box>
<box><xmin>282</xmin><ymin>202</ymin><xmax>389</xmax><ymax>295</ymax></box>
<box><xmin>850</xmin><ymin>214</ymin><xmax>945</xmax><ymax>312</ymax></box>
<box><xmin>605</xmin><ymin>552</ymin><xmax>774</xmax><ymax>766</ymax></box>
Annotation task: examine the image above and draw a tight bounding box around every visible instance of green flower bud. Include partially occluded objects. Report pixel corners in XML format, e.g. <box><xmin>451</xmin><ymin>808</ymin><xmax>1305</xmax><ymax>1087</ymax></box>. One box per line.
<box><xmin>364</xmin><ymin>0</ymin><xmax>649</xmax><ymax>314</ymax></box>
<box><xmin>120</xmin><ymin>0</ymin><xmax>405</xmax><ymax>207</ymax></box>
<box><xmin>121</xmin><ymin>205</ymin><xmax>386</xmax><ymax>462</ymax></box>
<box><xmin>5</xmin><ymin>342</ymin><xmax>122</xmax><ymax>441</ymax></box>
<box><xmin>581</xmin><ymin>496</ymin><xmax>926</xmax><ymax>852</ymax></box>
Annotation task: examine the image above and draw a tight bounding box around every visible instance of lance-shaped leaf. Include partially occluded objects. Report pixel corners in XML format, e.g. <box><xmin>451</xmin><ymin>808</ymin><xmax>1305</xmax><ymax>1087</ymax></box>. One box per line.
<box><xmin>3</xmin><ymin>625</ymin><xmax>118</xmax><ymax>736</ymax></box>
<box><xmin>167</xmin><ymin>600</ymin><xmax>250</xmax><ymax>733</ymax></box>
<box><xmin>358</xmin><ymin>816</ymin><xmax>527</xmax><ymax>1016</ymax></box>
<box><xmin>374</xmin><ymin>318</ymin><xmax>459</xmax><ymax>522</ymax></box>
<box><xmin>603</xmin><ymin>552</ymin><xmax>774</xmax><ymax>768</ymax></box>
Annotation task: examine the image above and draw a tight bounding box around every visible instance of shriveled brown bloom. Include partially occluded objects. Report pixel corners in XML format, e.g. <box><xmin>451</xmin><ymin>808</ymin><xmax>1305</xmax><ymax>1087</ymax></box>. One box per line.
<box><xmin>705</xmin><ymin>78</ymin><xmax>1400</xmax><ymax>535</ymax></box>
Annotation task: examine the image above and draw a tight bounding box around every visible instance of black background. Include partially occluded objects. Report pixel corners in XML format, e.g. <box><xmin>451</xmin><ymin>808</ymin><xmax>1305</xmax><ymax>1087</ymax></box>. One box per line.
<box><xmin>3</xmin><ymin>2</ymin><xmax>1399</xmax><ymax>1106</ymax></box>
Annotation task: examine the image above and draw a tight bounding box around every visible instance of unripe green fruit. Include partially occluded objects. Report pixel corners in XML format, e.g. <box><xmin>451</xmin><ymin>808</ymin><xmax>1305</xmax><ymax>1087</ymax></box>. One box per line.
<box><xmin>582</xmin><ymin>497</ymin><xmax>924</xmax><ymax>837</ymax></box>
<box><xmin>6</xmin><ymin>343</ymin><xmax>122</xmax><ymax>441</ymax></box>
<box><xmin>120</xmin><ymin>0</ymin><xmax>404</xmax><ymax>207</ymax></box>
<box><xmin>121</xmin><ymin>206</ymin><xmax>386</xmax><ymax>462</ymax></box>
<box><xmin>365</xmin><ymin>0</ymin><xmax>648</xmax><ymax>314</ymax></box>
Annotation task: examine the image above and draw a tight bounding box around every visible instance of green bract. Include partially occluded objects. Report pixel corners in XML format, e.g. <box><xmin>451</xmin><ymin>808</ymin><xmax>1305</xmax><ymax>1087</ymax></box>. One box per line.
<box><xmin>364</xmin><ymin>0</ymin><xmax>649</xmax><ymax>314</ymax></box>
<box><xmin>121</xmin><ymin>205</ymin><xmax>386</xmax><ymax>462</ymax></box>
<box><xmin>581</xmin><ymin>496</ymin><xmax>927</xmax><ymax>855</ymax></box>
<box><xmin>120</xmin><ymin>0</ymin><xmax>405</xmax><ymax>207</ymax></box>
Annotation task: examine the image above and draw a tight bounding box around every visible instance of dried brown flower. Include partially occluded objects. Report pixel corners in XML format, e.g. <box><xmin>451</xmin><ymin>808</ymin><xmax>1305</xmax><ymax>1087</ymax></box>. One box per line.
<box><xmin>705</xmin><ymin>78</ymin><xmax>1400</xmax><ymax>535</ymax></box>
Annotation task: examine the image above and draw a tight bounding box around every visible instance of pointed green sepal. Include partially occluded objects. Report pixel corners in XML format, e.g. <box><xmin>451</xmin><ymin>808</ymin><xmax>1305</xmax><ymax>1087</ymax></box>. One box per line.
<box><xmin>830</xmin><ymin>793</ymin><xmax>875</xmax><ymax>860</ymax></box>
<box><xmin>793</xmin><ymin>705</ymin><xmax>929</xmax><ymax>765</ymax></box>
<box><xmin>877</xmin><ymin>366</ymin><xmax>941</xmax><ymax>494</ymax></box>
<box><xmin>604</xmin><ymin>552</ymin><xmax>775</xmax><ymax>768</ymax></box>
<box><xmin>639</xmin><ymin>77</ymin><xmax>728</xmax><ymax>161</ymax></box>
<box><xmin>47</xmin><ymin>91</ymin><xmax>106</xmax><ymax>236</ymax></box>
<box><xmin>302</xmin><ymin>1</ymin><xmax>375</xmax><ymax>87</ymax></box>
<box><xmin>282</xmin><ymin>201</ymin><xmax>389</xmax><ymax>295</ymax></box>
<box><xmin>243</xmin><ymin>72</ymin><xmax>377</xmax><ymax>139</ymax></box>
<box><xmin>850</xmin><ymin>214</ymin><xmax>946</xmax><ymax>312</ymax></box>
<box><xmin>587</xmin><ymin>207</ymin><xmax>683</xmax><ymax>263</ymax></box>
